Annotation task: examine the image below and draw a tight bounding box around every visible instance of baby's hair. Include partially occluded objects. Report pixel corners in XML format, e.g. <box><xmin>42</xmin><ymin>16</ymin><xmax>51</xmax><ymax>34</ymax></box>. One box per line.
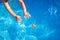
<box><xmin>4</xmin><ymin>0</ymin><xmax>8</xmax><ymax>2</ymax></box>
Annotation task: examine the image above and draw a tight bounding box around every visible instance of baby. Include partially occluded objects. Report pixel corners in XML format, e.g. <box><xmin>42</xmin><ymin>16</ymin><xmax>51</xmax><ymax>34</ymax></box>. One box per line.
<box><xmin>2</xmin><ymin>0</ymin><xmax>29</xmax><ymax>22</ymax></box>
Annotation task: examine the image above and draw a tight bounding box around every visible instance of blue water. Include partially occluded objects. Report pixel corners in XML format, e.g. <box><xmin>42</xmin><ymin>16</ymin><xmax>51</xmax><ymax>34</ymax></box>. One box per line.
<box><xmin>0</xmin><ymin>0</ymin><xmax>60</xmax><ymax>40</ymax></box>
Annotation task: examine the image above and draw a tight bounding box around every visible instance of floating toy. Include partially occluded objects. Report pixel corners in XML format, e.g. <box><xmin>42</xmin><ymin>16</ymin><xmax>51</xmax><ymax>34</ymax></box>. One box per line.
<box><xmin>32</xmin><ymin>24</ymin><xmax>36</xmax><ymax>28</ymax></box>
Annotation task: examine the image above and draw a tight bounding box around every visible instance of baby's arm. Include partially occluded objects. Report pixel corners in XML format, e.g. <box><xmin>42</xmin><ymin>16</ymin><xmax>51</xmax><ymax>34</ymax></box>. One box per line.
<box><xmin>2</xmin><ymin>0</ymin><xmax>16</xmax><ymax>17</ymax></box>
<box><xmin>18</xmin><ymin>0</ymin><xmax>29</xmax><ymax>17</ymax></box>
<box><xmin>2</xmin><ymin>0</ymin><xmax>20</xmax><ymax>22</ymax></box>
<box><xmin>18</xmin><ymin>0</ymin><xmax>26</xmax><ymax>13</ymax></box>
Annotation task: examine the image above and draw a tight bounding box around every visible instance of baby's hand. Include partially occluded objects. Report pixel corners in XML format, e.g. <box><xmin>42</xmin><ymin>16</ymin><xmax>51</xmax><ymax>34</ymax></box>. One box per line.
<box><xmin>14</xmin><ymin>15</ymin><xmax>21</xmax><ymax>22</ymax></box>
<box><xmin>24</xmin><ymin>12</ymin><xmax>30</xmax><ymax>18</ymax></box>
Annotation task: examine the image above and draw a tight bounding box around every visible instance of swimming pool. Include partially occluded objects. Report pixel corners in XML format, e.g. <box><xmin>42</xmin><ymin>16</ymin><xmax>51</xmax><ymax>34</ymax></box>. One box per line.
<box><xmin>0</xmin><ymin>0</ymin><xmax>60</xmax><ymax>40</ymax></box>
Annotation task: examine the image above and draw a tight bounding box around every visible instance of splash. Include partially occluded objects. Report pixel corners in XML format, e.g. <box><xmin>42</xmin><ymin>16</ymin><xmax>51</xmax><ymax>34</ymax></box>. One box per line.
<box><xmin>48</xmin><ymin>6</ymin><xmax>57</xmax><ymax>16</ymax></box>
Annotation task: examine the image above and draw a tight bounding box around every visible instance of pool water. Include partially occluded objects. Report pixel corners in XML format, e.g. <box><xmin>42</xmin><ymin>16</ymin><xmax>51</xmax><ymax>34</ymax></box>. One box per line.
<box><xmin>0</xmin><ymin>0</ymin><xmax>60</xmax><ymax>40</ymax></box>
